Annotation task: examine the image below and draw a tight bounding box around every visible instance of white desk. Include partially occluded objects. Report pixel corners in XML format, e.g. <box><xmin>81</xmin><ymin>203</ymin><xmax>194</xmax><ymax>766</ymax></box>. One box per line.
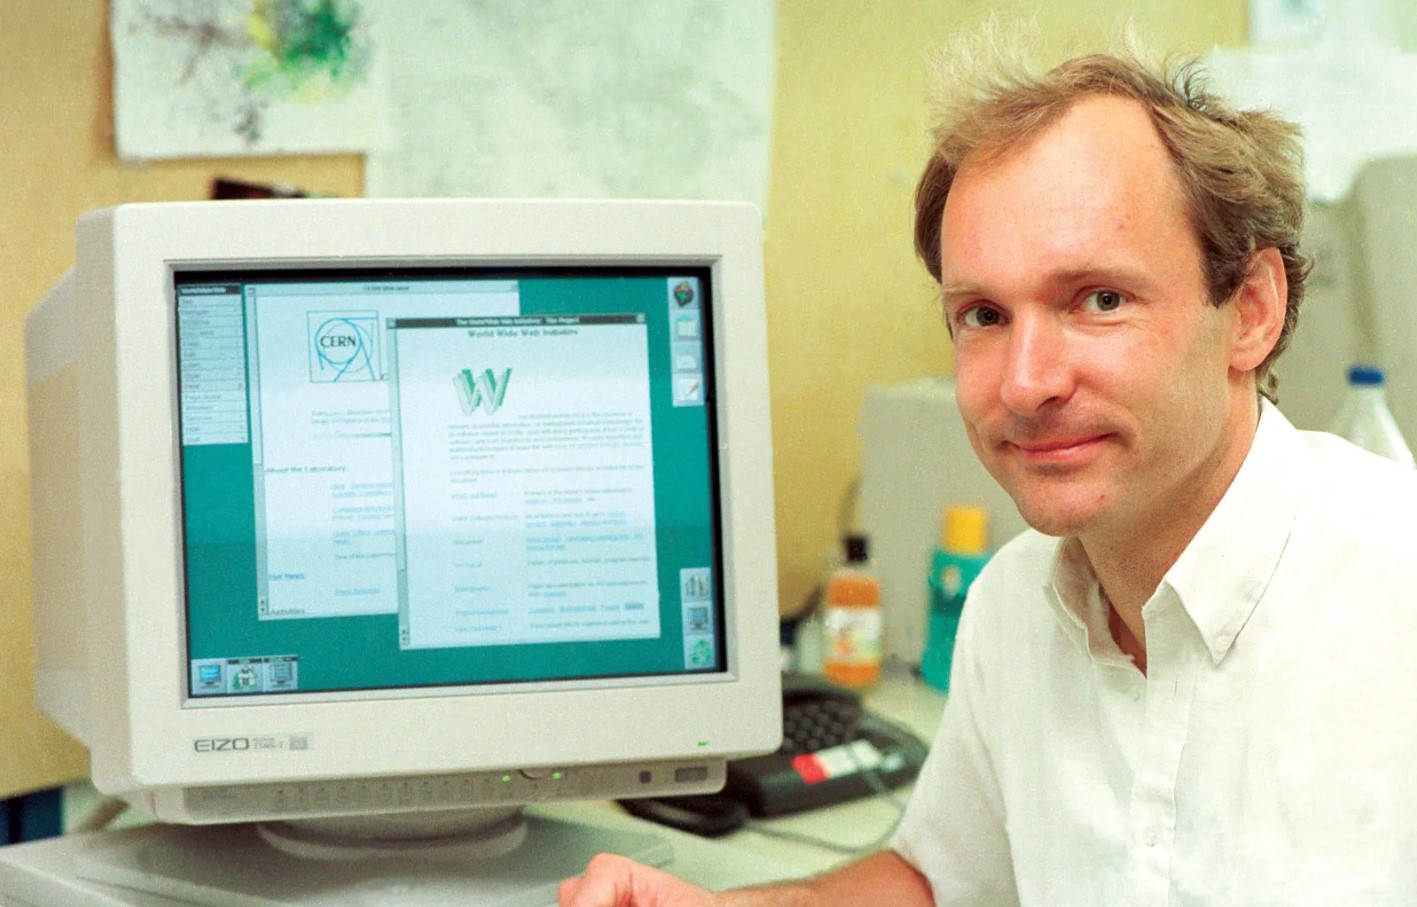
<box><xmin>0</xmin><ymin>671</ymin><xmax>945</xmax><ymax>906</ymax></box>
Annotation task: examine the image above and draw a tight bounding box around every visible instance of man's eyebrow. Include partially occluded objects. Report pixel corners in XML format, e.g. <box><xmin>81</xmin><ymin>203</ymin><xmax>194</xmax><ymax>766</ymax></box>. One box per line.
<box><xmin>941</xmin><ymin>282</ymin><xmax>984</xmax><ymax>300</ymax></box>
<box><xmin>1051</xmin><ymin>264</ymin><xmax>1153</xmax><ymax>288</ymax></box>
<box><xmin>941</xmin><ymin>265</ymin><xmax>1154</xmax><ymax>301</ymax></box>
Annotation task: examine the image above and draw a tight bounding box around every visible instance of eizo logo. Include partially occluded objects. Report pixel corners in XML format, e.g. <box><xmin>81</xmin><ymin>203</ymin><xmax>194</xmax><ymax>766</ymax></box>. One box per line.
<box><xmin>454</xmin><ymin>368</ymin><xmax>512</xmax><ymax>415</ymax></box>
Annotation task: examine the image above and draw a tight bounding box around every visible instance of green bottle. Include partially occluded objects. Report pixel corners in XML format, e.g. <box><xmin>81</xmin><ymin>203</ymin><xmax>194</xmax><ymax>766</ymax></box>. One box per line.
<box><xmin>921</xmin><ymin>506</ymin><xmax>990</xmax><ymax>692</ymax></box>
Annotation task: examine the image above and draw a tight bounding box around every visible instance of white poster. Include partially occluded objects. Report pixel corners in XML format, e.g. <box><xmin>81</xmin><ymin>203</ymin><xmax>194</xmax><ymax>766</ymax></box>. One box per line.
<box><xmin>365</xmin><ymin>0</ymin><xmax>775</xmax><ymax>206</ymax></box>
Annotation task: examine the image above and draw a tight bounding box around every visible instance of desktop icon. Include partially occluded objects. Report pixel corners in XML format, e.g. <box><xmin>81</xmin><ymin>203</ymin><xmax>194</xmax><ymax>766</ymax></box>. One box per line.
<box><xmin>689</xmin><ymin>639</ymin><xmax>713</xmax><ymax>667</ymax></box>
<box><xmin>192</xmin><ymin>660</ymin><xmax>227</xmax><ymax>696</ymax></box>
<box><xmin>675</xmin><ymin>375</ymin><xmax>703</xmax><ymax>406</ymax></box>
<box><xmin>229</xmin><ymin>664</ymin><xmax>261</xmax><ymax>693</ymax></box>
<box><xmin>675</xmin><ymin>317</ymin><xmax>700</xmax><ymax>340</ymax></box>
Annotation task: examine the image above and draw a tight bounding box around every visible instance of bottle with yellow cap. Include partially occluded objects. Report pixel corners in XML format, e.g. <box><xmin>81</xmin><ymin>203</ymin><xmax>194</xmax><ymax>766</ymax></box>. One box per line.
<box><xmin>921</xmin><ymin>505</ymin><xmax>991</xmax><ymax>691</ymax></box>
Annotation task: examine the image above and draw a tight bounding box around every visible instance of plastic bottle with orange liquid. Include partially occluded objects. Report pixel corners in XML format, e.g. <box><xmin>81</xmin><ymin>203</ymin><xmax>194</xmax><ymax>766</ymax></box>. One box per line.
<box><xmin>822</xmin><ymin>534</ymin><xmax>883</xmax><ymax>689</ymax></box>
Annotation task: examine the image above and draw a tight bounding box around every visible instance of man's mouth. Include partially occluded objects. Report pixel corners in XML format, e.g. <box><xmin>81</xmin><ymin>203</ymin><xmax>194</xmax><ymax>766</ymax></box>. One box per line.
<box><xmin>1005</xmin><ymin>434</ymin><xmax>1113</xmax><ymax>465</ymax></box>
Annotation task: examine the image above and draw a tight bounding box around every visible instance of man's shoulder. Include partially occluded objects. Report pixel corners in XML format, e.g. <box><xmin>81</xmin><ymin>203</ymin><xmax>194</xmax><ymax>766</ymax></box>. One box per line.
<box><xmin>968</xmin><ymin>528</ymin><xmax>1060</xmax><ymax>603</ymax></box>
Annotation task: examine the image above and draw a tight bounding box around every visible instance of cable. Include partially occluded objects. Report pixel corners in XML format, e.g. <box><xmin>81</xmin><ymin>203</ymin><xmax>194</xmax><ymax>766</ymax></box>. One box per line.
<box><xmin>837</xmin><ymin>474</ymin><xmax>861</xmax><ymax>541</ymax></box>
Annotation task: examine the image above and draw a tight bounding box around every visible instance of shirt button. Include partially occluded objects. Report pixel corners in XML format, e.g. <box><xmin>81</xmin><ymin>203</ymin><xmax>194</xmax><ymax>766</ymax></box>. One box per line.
<box><xmin>1143</xmin><ymin>829</ymin><xmax>1160</xmax><ymax>847</ymax></box>
<box><xmin>1127</xmin><ymin>685</ymin><xmax>1143</xmax><ymax>702</ymax></box>
<box><xmin>1216</xmin><ymin>633</ymin><xmax>1233</xmax><ymax>649</ymax></box>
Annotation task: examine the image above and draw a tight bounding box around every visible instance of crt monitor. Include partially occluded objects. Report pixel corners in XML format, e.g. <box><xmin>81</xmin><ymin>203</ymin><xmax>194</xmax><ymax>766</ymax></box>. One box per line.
<box><xmin>24</xmin><ymin>199</ymin><xmax>781</xmax><ymax>901</ymax></box>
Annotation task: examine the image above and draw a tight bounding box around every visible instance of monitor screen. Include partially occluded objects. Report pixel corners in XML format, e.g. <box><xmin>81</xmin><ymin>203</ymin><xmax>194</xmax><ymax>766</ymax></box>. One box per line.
<box><xmin>176</xmin><ymin>266</ymin><xmax>727</xmax><ymax>699</ymax></box>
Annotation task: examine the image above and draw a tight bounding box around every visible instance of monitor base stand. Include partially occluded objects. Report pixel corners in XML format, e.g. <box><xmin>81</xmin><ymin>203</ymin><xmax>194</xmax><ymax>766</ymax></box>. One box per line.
<box><xmin>67</xmin><ymin>810</ymin><xmax>671</xmax><ymax>906</ymax></box>
<box><xmin>256</xmin><ymin>805</ymin><xmax>530</xmax><ymax>863</ymax></box>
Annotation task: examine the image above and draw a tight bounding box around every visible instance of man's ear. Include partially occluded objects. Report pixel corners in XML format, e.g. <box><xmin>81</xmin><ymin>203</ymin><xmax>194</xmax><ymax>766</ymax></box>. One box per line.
<box><xmin>1229</xmin><ymin>246</ymin><xmax>1287</xmax><ymax>373</ymax></box>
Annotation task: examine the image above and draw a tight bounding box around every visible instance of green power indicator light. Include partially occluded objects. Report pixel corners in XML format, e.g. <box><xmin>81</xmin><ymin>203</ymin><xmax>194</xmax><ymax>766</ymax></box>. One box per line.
<box><xmin>501</xmin><ymin>774</ymin><xmax>513</xmax><ymax>783</ymax></box>
<box><xmin>697</xmin><ymin>741</ymin><xmax>709</xmax><ymax>748</ymax></box>
<box><xmin>551</xmin><ymin>771</ymin><xmax>564</xmax><ymax>781</ymax></box>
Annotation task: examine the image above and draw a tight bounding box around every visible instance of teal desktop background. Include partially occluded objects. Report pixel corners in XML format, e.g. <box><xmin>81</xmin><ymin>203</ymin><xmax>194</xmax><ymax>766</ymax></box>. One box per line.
<box><xmin>180</xmin><ymin>269</ymin><xmax>722</xmax><ymax>696</ymax></box>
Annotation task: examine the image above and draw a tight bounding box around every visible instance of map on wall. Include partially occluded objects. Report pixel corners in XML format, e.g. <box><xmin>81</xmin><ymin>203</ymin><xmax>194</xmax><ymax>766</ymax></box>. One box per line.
<box><xmin>364</xmin><ymin>0</ymin><xmax>775</xmax><ymax>206</ymax></box>
<box><xmin>111</xmin><ymin>0</ymin><xmax>388</xmax><ymax>159</ymax></box>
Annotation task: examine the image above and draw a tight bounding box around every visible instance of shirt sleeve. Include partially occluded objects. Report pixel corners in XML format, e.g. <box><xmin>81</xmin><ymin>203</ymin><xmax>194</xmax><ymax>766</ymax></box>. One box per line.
<box><xmin>891</xmin><ymin>582</ymin><xmax>1019</xmax><ymax>906</ymax></box>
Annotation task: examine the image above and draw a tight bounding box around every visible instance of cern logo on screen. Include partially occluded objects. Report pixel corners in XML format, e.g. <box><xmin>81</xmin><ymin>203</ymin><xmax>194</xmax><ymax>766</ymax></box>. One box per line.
<box><xmin>308</xmin><ymin>312</ymin><xmax>379</xmax><ymax>382</ymax></box>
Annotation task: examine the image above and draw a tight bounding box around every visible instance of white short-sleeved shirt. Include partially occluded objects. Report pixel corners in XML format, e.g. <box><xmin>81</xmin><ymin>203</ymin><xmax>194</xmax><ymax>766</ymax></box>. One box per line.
<box><xmin>892</xmin><ymin>402</ymin><xmax>1417</xmax><ymax>905</ymax></box>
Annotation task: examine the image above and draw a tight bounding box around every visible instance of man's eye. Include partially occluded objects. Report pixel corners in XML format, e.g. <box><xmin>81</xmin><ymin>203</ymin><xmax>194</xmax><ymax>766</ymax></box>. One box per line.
<box><xmin>960</xmin><ymin>305</ymin><xmax>1003</xmax><ymax>328</ymax></box>
<box><xmin>1082</xmin><ymin>289</ymin><xmax>1127</xmax><ymax>313</ymax></box>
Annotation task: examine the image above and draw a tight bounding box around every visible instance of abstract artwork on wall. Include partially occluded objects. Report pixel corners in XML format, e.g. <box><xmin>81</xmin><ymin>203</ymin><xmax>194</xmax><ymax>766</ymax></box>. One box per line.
<box><xmin>112</xmin><ymin>0</ymin><xmax>387</xmax><ymax>159</ymax></box>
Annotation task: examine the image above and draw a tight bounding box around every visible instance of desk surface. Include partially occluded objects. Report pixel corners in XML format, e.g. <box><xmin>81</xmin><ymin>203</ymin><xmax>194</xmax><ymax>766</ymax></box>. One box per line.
<box><xmin>0</xmin><ymin>670</ymin><xmax>946</xmax><ymax>905</ymax></box>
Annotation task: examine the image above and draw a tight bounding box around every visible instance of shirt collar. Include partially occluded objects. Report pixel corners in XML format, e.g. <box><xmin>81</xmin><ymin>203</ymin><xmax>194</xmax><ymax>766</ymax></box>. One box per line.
<box><xmin>1164</xmin><ymin>399</ymin><xmax>1303</xmax><ymax>663</ymax></box>
<box><xmin>1045</xmin><ymin>535</ymin><xmax>1133</xmax><ymax>665</ymax></box>
<box><xmin>1044</xmin><ymin>399</ymin><xmax>1304</xmax><ymax>664</ymax></box>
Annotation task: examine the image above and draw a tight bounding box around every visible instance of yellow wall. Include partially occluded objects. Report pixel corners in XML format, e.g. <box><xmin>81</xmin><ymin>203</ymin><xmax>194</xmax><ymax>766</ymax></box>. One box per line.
<box><xmin>0</xmin><ymin>0</ymin><xmax>1243</xmax><ymax>798</ymax></box>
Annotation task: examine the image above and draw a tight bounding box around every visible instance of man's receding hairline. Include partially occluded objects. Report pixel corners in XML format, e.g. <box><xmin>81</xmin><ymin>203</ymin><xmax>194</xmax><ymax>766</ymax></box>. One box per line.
<box><xmin>949</xmin><ymin>91</ymin><xmax>1195</xmax><ymax>224</ymax></box>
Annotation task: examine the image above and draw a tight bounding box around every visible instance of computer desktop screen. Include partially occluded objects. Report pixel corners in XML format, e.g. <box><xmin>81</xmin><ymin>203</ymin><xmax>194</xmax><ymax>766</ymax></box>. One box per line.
<box><xmin>180</xmin><ymin>266</ymin><xmax>724</xmax><ymax>699</ymax></box>
<box><xmin>23</xmin><ymin>199</ymin><xmax>781</xmax><ymax>902</ymax></box>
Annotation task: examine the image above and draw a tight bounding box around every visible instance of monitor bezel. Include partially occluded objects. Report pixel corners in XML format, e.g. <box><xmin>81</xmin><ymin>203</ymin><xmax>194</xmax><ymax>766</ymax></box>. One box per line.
<box><xmin>66</xmin><ymin>199</ymin><xmax>780</xmax><ymax>795</ymax></box>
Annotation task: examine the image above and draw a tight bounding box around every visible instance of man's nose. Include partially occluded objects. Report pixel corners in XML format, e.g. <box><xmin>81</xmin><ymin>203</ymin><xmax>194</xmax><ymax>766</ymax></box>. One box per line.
<box><xmin>998</xmin><ymin>313</ymin><xmax>1073</xmax><ymax>415</ymax></box>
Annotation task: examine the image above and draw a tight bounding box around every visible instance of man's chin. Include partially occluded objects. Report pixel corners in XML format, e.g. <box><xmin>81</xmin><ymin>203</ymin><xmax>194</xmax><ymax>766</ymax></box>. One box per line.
<box><xmin>1009</xmin><ymin>492</ymin><xmax>1107</xmax><ymax>539</ymax></box>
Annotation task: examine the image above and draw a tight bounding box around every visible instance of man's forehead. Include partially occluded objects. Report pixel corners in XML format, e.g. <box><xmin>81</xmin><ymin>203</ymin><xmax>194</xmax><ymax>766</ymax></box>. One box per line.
<box><xmin>952</xmin><ymin>94</ymin><xmax>1174</xmax><ymax>195</ymax></box>
<box><xmin>939</xmin><ymin>94</ymin><xmax>1198</xmax><ymax>291</ymax></box>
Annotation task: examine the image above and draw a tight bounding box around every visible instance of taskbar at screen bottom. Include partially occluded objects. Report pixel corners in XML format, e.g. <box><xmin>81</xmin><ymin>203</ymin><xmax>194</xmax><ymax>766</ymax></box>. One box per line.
<box><xmin>186</xmin><ymin>655</ymin><xmax>725</xmax><ymax>701</ymax></box>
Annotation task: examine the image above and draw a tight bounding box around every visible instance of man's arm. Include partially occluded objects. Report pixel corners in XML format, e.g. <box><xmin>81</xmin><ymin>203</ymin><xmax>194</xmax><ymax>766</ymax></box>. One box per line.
<box><xmin>559</xmin><ymin>849</ymin><xmax>933</xmax><ymax>907</ymax></box>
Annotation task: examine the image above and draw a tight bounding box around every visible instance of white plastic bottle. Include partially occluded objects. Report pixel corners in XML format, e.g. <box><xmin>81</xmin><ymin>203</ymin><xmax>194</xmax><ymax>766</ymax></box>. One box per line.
<box><xmin>1328</xmin><ymin>365</ymin><xmax>1415</xmax><ymax>467</ymax></box>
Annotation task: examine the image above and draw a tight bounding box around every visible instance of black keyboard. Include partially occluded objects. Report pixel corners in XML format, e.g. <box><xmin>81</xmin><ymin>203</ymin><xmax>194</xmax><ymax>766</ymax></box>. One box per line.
<box><xmin>780</xmin><ymin>692</ymin><xmax>861</xmax><ymax>755</ymax></box>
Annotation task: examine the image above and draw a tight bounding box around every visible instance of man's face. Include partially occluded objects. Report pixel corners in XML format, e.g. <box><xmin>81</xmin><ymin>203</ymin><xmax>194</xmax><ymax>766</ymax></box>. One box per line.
<box><xmin>940</xmin><ymin>95</ymin><xmax>1253</xmax><ymax>542</ymax></box>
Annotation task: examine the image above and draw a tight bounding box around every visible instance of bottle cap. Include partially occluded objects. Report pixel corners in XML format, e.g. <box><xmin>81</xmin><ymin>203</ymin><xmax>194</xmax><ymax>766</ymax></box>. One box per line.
<box><xmin>843</xmin><ymin>534</ymin><xmax>869</xmax><ymax>564</ymax></box>
<box><xmin>1348</xmin><ymin>365</ymin><xmax>1386</xmax><ymax>386</ymax></box>
<box><xmin>941</xmin><ymin>506</ymin><xmax>988</xmax><ymax>555</ymax></box>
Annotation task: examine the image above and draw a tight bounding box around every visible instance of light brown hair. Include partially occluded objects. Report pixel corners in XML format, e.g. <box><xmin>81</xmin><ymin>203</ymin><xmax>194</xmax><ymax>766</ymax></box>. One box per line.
<box><xmin>915</xmin><ymin>39</ymin><xmax>1311</xmax><ymax>402</ymax></box>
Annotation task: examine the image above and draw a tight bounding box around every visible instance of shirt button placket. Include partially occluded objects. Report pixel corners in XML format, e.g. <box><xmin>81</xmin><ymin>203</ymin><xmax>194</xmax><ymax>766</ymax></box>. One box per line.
<box><xmin>1128</xmin><ymin>605</ymin><xmax>1197</xmax><ymax>905</ymax></box>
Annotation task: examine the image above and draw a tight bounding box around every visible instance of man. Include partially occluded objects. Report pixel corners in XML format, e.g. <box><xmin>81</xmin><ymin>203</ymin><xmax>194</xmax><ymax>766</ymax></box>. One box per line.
<box><xmin>561</xmin><ymin>41</ymin><xmax>1417</xmax><ymax>907</ymax></box>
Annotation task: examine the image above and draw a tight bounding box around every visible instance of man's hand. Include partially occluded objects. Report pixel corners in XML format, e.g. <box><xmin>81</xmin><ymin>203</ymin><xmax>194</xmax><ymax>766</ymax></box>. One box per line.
<box><xmin>560</xmin><ymin>849</ymin><xmax>932</xmax><ymax>907</ymax></box>
<box><xmin>559</xmin><ymin>853</ymin><xmax>721</xmax><ymax>907</ymax></box>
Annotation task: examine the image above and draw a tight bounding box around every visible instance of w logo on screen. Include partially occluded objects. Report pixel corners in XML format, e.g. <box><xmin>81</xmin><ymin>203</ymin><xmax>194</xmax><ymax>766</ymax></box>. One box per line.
<box><xmin>454</xmin><ymin>368</ymin><xmax>512</xmax><ymax>415</ymax></box>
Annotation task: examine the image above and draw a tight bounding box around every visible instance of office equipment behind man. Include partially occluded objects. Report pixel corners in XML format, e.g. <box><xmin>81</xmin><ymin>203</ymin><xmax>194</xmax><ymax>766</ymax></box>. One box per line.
<box><xmin>1269</xmin><ymin>155</ymin><xmax>1417</xmax><ymax>444</ymax></box>
<box><xmin>5</xmin><ymin>199</ymin><xmax>782</xmax><ymax>906</ymax></box>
